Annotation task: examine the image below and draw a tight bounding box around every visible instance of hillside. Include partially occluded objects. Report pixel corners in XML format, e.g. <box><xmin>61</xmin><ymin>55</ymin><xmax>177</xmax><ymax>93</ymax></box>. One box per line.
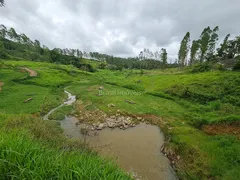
<box><xmin>0</xmin><ymin>59</ymin><xmax>239</xmax><ymax>179</ymax></box>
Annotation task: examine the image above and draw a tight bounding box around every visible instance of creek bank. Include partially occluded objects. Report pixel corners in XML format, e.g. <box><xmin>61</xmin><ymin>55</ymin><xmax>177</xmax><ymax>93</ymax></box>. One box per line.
<box><xmin>43</xmin><ymin>90</ymin><xmax>76</xmax><ymax>120</ymax></box>
<box><xmin>46</xmin><ymin>89</ymin><xmax>179</xmax><ymax>179</ymax></box>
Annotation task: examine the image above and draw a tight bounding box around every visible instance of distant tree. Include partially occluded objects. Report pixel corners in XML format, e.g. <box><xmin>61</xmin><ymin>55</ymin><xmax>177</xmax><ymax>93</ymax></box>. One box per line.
<box><xmin>0</xmin><ymin>0</ymin><xmax>4</xmax><ymax>7</ymax></box>
<box><xmin>198</xmin><ymin>26</ymin><xmax>219</xmax><ymax>62</ymax></box>
<box><xmin>7</xmin><ymin>27</ymin><xmax>19</xmax><ymax>41</ymax></box>
<box><xmin>0</xmin><ymin>24</ymin><xmax>7</xmax><ymax>38</ymax></box>
<box><xmin>217</xmin><ymin>34</ymin><xmax>230</xmax><ymax>59</ymax></box>
<box><xmin>190</xmin><ymin>40</ymin><xmax>199</xmax><ymax>65</ymax></box>
<box><xmin>50</xmin><ymin>49</ymin><xmax>60</xmax><ymax>63</ymax></box>
<box><xmin>34</xmin><ymin>39</ymin><xmax>41</xmax><ymax>47</ymax></box>
<box><xmin>160</xmin><ymin>48</ymin><xmax>168</xmax><ymax>68</ymax></box>
<box><xmin>199</xmin><ymin>27</ymin><xmax>211</xmax><ymax>62</ymax></box>
<box><xmin>178</xmin><ymin>32</ymin><xmax>190</xmax><ymax>67</ymax></box>
<box><xmin>206</xmin><ymin>26</ymin><xmax>219</xmax><ymax>60</ymax></box>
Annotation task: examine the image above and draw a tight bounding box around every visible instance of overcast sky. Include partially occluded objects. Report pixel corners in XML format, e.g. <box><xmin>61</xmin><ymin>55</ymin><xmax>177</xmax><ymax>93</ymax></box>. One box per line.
<box><xmin>0</xmin><ymin>0</ymin><xmax>240</xmax><ymax>59</ymax></box>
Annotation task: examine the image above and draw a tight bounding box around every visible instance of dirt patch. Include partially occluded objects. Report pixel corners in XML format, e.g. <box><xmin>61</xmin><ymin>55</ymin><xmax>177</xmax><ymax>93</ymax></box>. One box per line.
<box><xmin>202</xmin><ymin>124</ymin><xmax>240</xmax><ymax>138</ymax></box>
<box><xmin>0</xmin><ymin>82</ymin><xmax>4</xmax><ymax>92</ymax></box>
<box><xmin>21</xmin><ymin>67</ymin><xmax>38</xmax><ymax>77</ymax></box>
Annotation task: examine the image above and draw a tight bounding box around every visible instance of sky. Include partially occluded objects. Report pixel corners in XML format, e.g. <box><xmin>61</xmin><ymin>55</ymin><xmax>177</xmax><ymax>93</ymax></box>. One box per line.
<box><xmin>0</xmin><ymin>0</ymin><xmax>240</xmax><ymax>60</ymax></box>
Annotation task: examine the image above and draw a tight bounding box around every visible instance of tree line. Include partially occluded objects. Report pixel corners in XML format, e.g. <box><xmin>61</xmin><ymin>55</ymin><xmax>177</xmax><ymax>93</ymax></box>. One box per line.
<box><xmin>178</xmin><ymin>26</ymin><xmax>240</xmax><ymax>67</ymax></box>
<box><xmin>0</xmin><ymin>25</ymin><xmax>170</xmax><ymax>70</ymax></box>
<box><xmin>1</xmin><ymin>23</ymin><xmax>239</xmax><ymax>71</ymax></box>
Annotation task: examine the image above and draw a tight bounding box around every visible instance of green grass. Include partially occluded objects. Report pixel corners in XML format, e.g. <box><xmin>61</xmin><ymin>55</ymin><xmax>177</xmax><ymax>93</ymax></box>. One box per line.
<box><xmin>0</xmin><ymin>114</ymin><xmax>132</xmax><ymax>180</ymax></box>
<box><xmin>1</xmin><ymin>59</ymin><xmax>240</xmax><ymax>180</ymax></box>
<box><xmin>48</xmin><ymin>105</ymin><xmax>74</xmax><ymax>120</ymax></box>
<box><xmin>68</xmin><ymin>68</ymin><xmax>240</xmax><ymax>180</ymax></box>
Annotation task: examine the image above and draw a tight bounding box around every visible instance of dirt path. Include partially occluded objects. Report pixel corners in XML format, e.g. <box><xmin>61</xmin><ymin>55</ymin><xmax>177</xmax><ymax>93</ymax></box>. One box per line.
<box><xmin>0</xmin><ymin>82</ymin><xmax>4</xmax><ymax>92</ymax></box>
<box><xmin>21</xmin><ymin>67</ymin><xmax>38</xmax><ymax>77</ymax></box>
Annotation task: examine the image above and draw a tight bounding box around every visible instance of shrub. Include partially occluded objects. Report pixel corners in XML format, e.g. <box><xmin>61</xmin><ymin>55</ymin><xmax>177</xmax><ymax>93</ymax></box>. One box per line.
<box><xmin>233</xmin><ymin>59</ymin><xmax>240</xmax><ymax>71</ymax></box>
<box><xmin>191</xmin><ymin>63</ymin><xmax>212</xmax><ymax>73</ymax></box>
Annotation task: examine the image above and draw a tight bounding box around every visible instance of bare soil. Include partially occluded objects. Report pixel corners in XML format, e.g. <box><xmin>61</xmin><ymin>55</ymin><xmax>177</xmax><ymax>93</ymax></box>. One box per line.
<box><xmin>0</xmin><ymin>82</ymin><xmax>4</xmax><ymax>92</ymax></box>
<box><xmin>21</xmin><ymin>67</ymin><xmax>38</xmax><ymax>77</ymax></box>
<box><xmin>202</xmin><ymin>124</ymin><xmax>240</xmax><ymax>138</ymax></box>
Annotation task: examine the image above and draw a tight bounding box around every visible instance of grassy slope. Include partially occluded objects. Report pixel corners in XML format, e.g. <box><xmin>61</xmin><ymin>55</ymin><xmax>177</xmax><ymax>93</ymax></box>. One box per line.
<box><xmin>0</xmin><ymin>60</ymin><xmax>132</xmax><ymax>180</ymax></box>
<box><xmin>68</xmin><ymin>69</ymin><xmax>240</xmax><ymax>180</ymax></box>
<box><xmin>1</xmin><ymin>60</ymin><xmax>239</xmax><ymax>180</ymax></box>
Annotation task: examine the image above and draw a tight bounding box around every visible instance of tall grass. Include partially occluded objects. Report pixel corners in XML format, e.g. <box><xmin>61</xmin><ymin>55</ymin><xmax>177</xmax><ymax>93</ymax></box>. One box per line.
<box><xmin>0</xmin><ymin>131</ymin><xmax>132</xmax><ymax>180</ymax></box>
<box><xmin>0</xmin><ymin>114</ymin><xmax>132</xmax><ymax>180</ymax></box>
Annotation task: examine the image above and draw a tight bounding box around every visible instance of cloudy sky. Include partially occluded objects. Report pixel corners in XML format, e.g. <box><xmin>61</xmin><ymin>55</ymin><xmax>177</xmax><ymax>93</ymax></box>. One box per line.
<box><xmin>0</xmin><ymin>0</ymin><xmax>240</xmax><ymax>59</ymax></box>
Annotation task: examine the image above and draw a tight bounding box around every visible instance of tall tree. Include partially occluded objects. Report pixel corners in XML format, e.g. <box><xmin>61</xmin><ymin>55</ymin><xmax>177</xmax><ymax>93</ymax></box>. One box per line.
<box><xmin>199</xmin><ymin>27</ymin><xmax>211</xmax><ymax>62</ymax></box>
<box><xmin>217</xmin><ymin>34</ymin><xmax>230</xmax><ymax>59</ymax></box>
<box><xmin>198</xmin><ymin>26</ymin><xmax>219</xmax><ymax>62</ymax></box>
<box><xmin>206</xmin><ymin>26</ymin><xmax>219</xmax><ymax>60</ymax></box>
<box><xmin>160</xmin><ymin>48</ymin><xmax>168</xmax><ymax>69</ymax></box>
<box><xmin>190</xmin><ymin>40</ymin><xmax>199</xmax><ymax>65</ymax></box>
<box><xmin>178</xmin><ymin>32</ymin><xmax>190</xmax><ymax>67</ymax></box>
<box><xmin>0</xmin><ymin>24</ymin><xmax>7</xmax><ymax>38</ymax></box>
<box><xmin>7</xmin><ymin>27</ymin><xmax>19</xmax><ymax>41</ymax></box>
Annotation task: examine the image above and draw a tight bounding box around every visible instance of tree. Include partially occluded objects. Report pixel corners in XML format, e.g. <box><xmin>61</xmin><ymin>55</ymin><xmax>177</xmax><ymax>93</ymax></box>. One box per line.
<box><xmin>34</xmin><ymin>39</ymin><xmax>41</xmax><ymax>47</ymax></box>
<box><xmin>178</xmin><ymin>32</ymin><xmax>190</xmax><ymax>67</ymax></box>
<box><xmin>206</xmin><ymin>26</ymin><xmax>219</xmax><ymax>60</ymax></box>
<box><xmin>199</xmin><ymin>27</ymin><xmax>211</xmax><ymax>62</ymax></box>
<box><xmin>160</xmin><ymin>48</ymin><xmax>167</xmax><ymax>69</ymax></box>
<box><xmin>0</xmin><ymin>24</ymin><xmax>7</xmax><ymax>39</ymax></box>
<box><xmin>217</xmin><ymin>34</ymin><xmax>230</xmax><ymax>59</ymax></box>
<box><xmin>190</xmin><ymin>40</ymin><xmax>199</xmax><ymax>65</ymax></box>
<box><xmin>198</xmin><ymin>26</ymin><xmax>219</xmax><ymax>62</ymax></box>
<box><xmin>0</xmin><ymin>0</ymin><xmax>5</xmax><ymax>7</ymax></box>
<box><xmin>7</xmin><ymin>27</ymin><xmax>19</xmax><ymax>41</ymax></box>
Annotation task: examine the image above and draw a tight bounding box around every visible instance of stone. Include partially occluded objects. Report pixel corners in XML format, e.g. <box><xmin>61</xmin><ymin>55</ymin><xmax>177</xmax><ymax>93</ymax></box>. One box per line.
<box><xmin>99</xmin><ymin>86</ymin><xmax>104</xmax><ymax>90</ymax></box>
<box><xmin>177</xmin><ymin>156</ymin><xmax>181</xmax><ymax>160</ymax></box>
<box><xmin>137</xmin><ymin>117</ymin><xmax>142</xmax><ymax>120</ymax></box>
<box><xmin>97</xmin><ymin>123</ymin><xmax>104</xmax><ymax>130</ymax></box>
<box><xmin>131</xmin><ymin>124</ymin><xmax>136</xmax><ymax>127</ymax></box>
<box><xmin>127</xmin><ymin>117</ymin><xmax>132</xmax><ymax>121</ymax></box>
<box><xmin>123</xmin><ymin>124</ymin><xmax>129</xmax><ymax>129</ymax></box>
<box><xmin>107</xmin><ymin>104</ymin><xmax>116</xmax><ymax>108</ymax></box>
<box><xmin>108</xmin><ymin>122</ymin><xmax>115</xmax><ymax>128</ymax></box>
<box><xmin>123</xmin><ymin>119</ymin><xmax>131</xmax><ymax>125</ymax></box>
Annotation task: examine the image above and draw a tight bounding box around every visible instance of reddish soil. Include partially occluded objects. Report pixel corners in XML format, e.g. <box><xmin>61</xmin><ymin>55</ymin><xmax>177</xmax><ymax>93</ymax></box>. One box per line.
<box><xmin>0</xmin><ymin>82</ymin><xmax>4</xmax><ymax>92</ymax></box>
<box><xmin>21</xmin><ymin>67</ymin><xmax>38</xmax><ymax>77</ymax></box>
<box><xmin>202</xmin><ymin>124</ymin><xmax>240</xmax><ymax>138</ymax></box>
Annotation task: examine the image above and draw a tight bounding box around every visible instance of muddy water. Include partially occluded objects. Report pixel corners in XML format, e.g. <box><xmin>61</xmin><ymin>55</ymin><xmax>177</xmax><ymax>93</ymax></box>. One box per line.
<box><xmin>61</xmin><ymin>117</ymin><xmax>177</xmax><ymax>180</ymax></box>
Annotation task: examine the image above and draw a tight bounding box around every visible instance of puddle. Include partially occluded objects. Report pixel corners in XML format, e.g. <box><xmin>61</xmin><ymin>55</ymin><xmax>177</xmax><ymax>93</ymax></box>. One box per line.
<box><xmin>61</xmin><ymin>117</ymin><xmax>178</xmax><ymax>180</ymax></box>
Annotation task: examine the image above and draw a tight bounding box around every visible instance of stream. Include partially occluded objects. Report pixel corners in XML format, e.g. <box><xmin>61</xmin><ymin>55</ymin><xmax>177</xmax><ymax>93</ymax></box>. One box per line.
<box><xmin>46</xmin><ymin>90</ymin><xmax>178</xmax><ymax>180</ymax></box>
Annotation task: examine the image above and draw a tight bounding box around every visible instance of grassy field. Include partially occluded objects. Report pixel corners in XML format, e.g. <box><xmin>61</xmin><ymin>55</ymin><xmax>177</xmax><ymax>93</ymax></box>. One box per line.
<box><xmin>0</xmin><ymin>60</ymin><xmax>133</xmax><ymax>179</ymax></box>
<box><xmin>68</xmin><ymin>68</ymin><xmax>240</xmax><ymax>179</ymax></box>
<box><xmin>0</xmin><ymin>59</ymin><xmax>240</xmax><ymax>180</ymax></box>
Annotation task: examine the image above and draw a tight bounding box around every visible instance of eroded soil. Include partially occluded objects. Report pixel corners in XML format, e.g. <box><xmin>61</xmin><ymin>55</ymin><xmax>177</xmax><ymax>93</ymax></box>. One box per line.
<box><xmin>202</xmin><ymin>124</ymin><xmax>240</xmax><ymax>138</ymax></box>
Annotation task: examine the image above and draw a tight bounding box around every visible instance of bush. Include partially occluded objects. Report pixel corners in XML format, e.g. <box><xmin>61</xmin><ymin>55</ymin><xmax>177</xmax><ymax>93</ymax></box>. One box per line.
<box><xmin>233</xmin><ymin>59</ymin><xmax>240</xmax><ymax>71</ymax></box>
<box><xmin>0</xmin><ymin>51</ymin><xmax>9</xmax><ymax>59</ymax></box>
<box><xmin>191</xmin><ymin>63</ymin><xmax>212</xmax><ymax>73</ymax></box>
<box><xmin>98</xmin><ymin>62</ymin><xmax>107</xmax><ymax>69</ymax></box>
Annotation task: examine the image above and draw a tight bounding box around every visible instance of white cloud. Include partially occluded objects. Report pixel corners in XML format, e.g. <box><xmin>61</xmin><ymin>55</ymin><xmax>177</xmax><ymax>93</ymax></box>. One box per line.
<box><xmin>0</xmin><ymin>0</ymin><xmax>240</xmax><ymax>58</ymax></box>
